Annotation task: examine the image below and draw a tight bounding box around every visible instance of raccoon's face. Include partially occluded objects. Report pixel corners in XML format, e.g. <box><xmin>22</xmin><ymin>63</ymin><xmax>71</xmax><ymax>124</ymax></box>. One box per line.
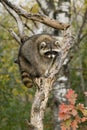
<box><xmin>38</xmin><ymin>36</ymin><xmax>61</xmax><ymax>59</ymax></box>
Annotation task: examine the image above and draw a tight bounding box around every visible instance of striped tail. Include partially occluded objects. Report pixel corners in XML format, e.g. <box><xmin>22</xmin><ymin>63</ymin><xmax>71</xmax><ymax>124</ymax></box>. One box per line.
<box><xmin>21</xmin><ymin>71</ymin><xmax>33</xmax><ymax>88</ymax></box>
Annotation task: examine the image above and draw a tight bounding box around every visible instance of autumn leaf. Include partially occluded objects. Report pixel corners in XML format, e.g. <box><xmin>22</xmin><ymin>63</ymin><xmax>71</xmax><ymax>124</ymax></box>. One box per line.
<box><xmin>77</xmin><ymin>103</ymin><xmax>87</xmax><ymax>117</ymax></box>
<box><xmin>82</xmin><ymin>109</ymin><xmax>87</xmax><ymax>116</ymax></box>
<box><xmin>59</xmin><ymin>89</ymin><xmax>87</xmax><ymax>130</ymax></box>
<box><xmin>71</xmin><ymin>109</ymin><xmax>77</xmax><ymax>116</ymax></box>
<box><xmin>77</xmin><ymin>103</ymin><xmax>84</xmax><ymax>112</ymax></box>
<box><xmin>59</xmin><ymin>112</ymin><xmax>71</xmax><ymax>120</ymax></box>
<box><xmin>59</xmin><ymin>104</ymin><xmax>74</xmax><ymax>120</ymax></box>
<box><xmin>61</xmin><ymin>126</ymin><xmax>66</xmax><ymax>130</ymax></box>
<box><xmin>75</xmin><ymin>115</ymin><xmax>81</xmax><ymax>123</ymax></box>
<box><xmin>59</xmin><ymin>104</ymin><xmax>74</xmax><ymax>113</ymax></box>
<box><xmin>61</xmin><ymin>119</ymin><xmax>72</xmax><ymax>130</ymax></box>
<box><xmin>71</xmin><ymin>120</ymin><xmax>78</xmax><ymax>130</ymax></box>
<box><xmin>81</xmin><ymin>117</ymin><xmax>87</xmax><ymax>122</ymax></box>
<box><xmin>65</xmin><ymin>89</ymin><xmax>77</xmax><ymax>105</ymax></box>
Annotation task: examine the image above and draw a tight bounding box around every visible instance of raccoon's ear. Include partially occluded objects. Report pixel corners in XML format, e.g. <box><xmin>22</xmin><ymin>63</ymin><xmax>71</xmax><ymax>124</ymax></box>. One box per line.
<box><xmin>14</xmin><ymin>58</ymin><xmax>19</xmax><ymax>64</ymax></box>
<box><xmin>21</xmin><ymin>36</ymin><xmax>30</xmax><ymax>43</ymax></box>
<box><xmin>40</xmin><ymin>42</ymin><xmax>47</xmax><ymax>49</ymax></box>
<box><xmin>54</xmin><ymin>40</ymin><xmax>60</xmax><ymax>46</ymax></box>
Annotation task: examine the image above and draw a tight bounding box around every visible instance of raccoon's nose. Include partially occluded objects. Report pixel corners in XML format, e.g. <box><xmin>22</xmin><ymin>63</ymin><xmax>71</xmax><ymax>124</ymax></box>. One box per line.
<box><xmin>44</xmin><ymin>50</ymin><xmax>59</xmax><ymax>58</ymax></box>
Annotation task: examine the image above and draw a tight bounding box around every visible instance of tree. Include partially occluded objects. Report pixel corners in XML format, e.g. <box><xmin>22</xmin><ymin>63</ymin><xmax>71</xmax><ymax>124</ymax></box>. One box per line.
<box><xmin>0</xmin><ymin>0</ymin><xmax>87</xmax><ymax>130</ymax></box>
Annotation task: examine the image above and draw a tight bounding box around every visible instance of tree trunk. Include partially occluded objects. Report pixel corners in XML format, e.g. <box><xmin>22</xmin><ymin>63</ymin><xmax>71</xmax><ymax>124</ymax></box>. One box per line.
<box><xmin>52</xmin><ymin>0</ymin><xmax>71</xmax><ymax>130</ymax></box>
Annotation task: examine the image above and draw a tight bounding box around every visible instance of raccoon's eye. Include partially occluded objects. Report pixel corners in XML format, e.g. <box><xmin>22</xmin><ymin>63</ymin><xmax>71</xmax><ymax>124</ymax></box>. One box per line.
<box><xmin>55</xmin><ymin>41</ymin><xmax>60</xmax><ymax>47</ymax></box>
<box><xmin>40</xmin><ymin>42</ymin><xmax>47</xmax><ymax>49</ymax></box>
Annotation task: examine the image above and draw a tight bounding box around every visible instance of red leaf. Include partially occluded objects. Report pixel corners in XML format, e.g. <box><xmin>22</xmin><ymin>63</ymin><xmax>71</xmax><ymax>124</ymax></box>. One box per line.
<box><xmin>59</xmin><ymin>112</ymin><xmax>71</xmax><ymax>120</ymax></box>
<box><xmin>59</xmin><ymin>103</ymin><xmax>69</xmax><ymax>113</ymax></box>
<box><xmin>71</xmin><ymin>109</ymin><xmax>77</xmax><ymax>116</ymax></box>
<box><xmin>71</xmin><ymin>120</ymin><xmax>78</xmax><ymax>130</ymax></box>
<box><xmin>77</xmin><ymin>103</ymin><xmax>84</xmax><ymax>112</ymax></box>
<box><xmin>61</xmin><ymin>125</ymin><xmax>67</xmax><ymax>130</ymax></box>
<box><xmin>66</xmin><ymin>89</ymin><xmax>77</xmax><ymax>104</ymax></box>
<box><xmin>77</xmin><ymin>103</ymin><xmax>87</xmax><ymax>116</ymax></box>
<box><xmin>81</xmin><ymin>117</ymin><xmax>87</xmax><ymax>122</ymax></box>
<box><xmin>59</xmin><ymin>89</ymin><xmax>87</xmax><ymax>130</ymax></box>
<box><xmin>59</xmin><ymin>104</ymin><xmax>73</xmax><ymax>120</ymax></box>
<box><xmin>75</xmin><ymin>115</ymin><xmax>81</xmax><ymax>123</ymax></box>
<box><xmin>59</xmin><ymin>103</ymin><xmax>74</xmax><ymax>113</ymax></box>
<box><xmin>61</xmin><ymin>119</ymin><xmax>72</xmax><ymax>130</ymax></box>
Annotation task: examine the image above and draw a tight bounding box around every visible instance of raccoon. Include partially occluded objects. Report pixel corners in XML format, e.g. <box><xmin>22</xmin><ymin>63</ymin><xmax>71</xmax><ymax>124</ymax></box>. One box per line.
<box><xmin>17</xmin><ymin>34</ymin><xmax>61</xmax><ymax>88</ymax></box>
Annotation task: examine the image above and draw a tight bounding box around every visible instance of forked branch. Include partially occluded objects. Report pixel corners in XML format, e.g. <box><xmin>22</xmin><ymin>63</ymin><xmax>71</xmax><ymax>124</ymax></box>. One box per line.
<box><xmin>1</xmin><ymin>1</ymin><xmax>25</xmax><ymax>44</ymax></box>
<box><xmin>0</xmin><ymin>0</ymin><xmax>70</xmax><ymax>34</ymax></box>
<box><xmin>26</xmin><ymin>27</ymin><xmax>74</xmax><ymax>130</ymax></box>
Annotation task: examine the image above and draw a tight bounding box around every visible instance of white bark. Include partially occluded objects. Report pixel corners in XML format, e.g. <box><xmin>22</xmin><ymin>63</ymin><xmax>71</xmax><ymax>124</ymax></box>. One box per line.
<box><xmin>52</xmin><ymin>1</ymin><xmax>71</xmax><ymax>130</ymax></box>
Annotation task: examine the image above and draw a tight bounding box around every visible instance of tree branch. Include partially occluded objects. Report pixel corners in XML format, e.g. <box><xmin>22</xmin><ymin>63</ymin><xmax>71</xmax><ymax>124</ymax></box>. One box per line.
<box><xmin>24</xmin><ymin>23</ymin><xmax>35</xmax><ymax>34</ymax></box>
<box><xmin>8</xmin><ymin>29</ymin><xmax>21</xmax><ymax>44</ymax></box>
<box><xmin>77</xmin><ymin>8</ymin><xmax>87</xmax><ymax>43</ymax></box>
<box><xmin>0</xmin><ymin>23</ymin><xmax>21</xmax><ymax>43</ymax></box>
<box><xmin>1</xmin><ymin>1</ymin><xmax>25</xmax><ymax>42</ymax></box>
<box><xmin>0</xmin><ymin>0</ymin><xmax>70</xmax><ymax>30</ymax></box>
<box><xmin>27</xmin><ymin>27</ymin><xmax>74</xmax><ymax>130</ymax></box>
<box><xmin>36</xmin><ymin>0</ymin><xmax>49</xmax><ymax>15</ymax></box>
<box><xmin>80</xmin><ymin>33</ymin><xmax>87</xmax><ymax>41</ymax></box>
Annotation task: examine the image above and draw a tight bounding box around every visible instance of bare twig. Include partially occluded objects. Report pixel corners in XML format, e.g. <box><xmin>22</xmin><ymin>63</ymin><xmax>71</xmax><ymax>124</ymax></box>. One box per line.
<box><xmin>0</xmin><ymin>23</ymin><xmax>21</xmax><ymax>43</ymax></box>
<box><xmin>8</xmin><ymin>29</ymin><xmax>21</xmax><ymax>44</ymax></box>
<box><xmin>24</xmin><ymin>23</ymin><xmax>35</xmax><ymax>34</ymax></box>
<box><xmin>80</xmin><ymin>33</ymin><xmax>87</xmax><ymax>41</ymax></box>
<box><xmin>0</xmin><ymin>23</ymin><xmax>9</xmax><ymax>33</ymax></box>
<box><xmin>77</xmin><ymin>8</ymin><xmax>87</xmax><ymax>42</ymax></box>
<box><xmin>36</xmin><ymin>0</ymin><xmax>49</xmax><ymax>15</ymax></box>
<box><xmin>1</xmin><ymin>1</ymin><xmax>25</xmax><ymax>43</ymax></box>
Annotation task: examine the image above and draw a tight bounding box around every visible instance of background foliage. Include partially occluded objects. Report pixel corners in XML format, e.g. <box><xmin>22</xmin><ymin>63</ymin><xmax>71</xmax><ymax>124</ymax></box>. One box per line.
<box><xmin>0</xmin><ymin>0</ymin><xmax>87</xmax><ymax>130</ymax></box>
